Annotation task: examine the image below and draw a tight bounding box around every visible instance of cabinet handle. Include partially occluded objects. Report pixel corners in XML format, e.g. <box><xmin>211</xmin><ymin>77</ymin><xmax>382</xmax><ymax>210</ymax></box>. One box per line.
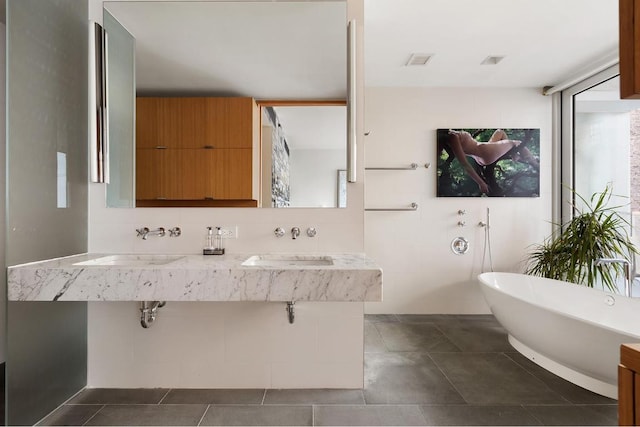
<box><xmin>156</xmin><ymin>197</ymin><xmax>167</xmax><ymax>200</ymax></box>
<box><xmin>203</xmin><ymin>145</ymin><xmax>215</xmax><ymax>149</ymax></box>
<box><xmin>155</xmin><ymin>145</ymin><xmax>168</xmax><ymax>149</ymax></box>
<box><xmin>204</xmin><ymin>197</ymin><xmax>215</xmax><ymax>200</ymax></box>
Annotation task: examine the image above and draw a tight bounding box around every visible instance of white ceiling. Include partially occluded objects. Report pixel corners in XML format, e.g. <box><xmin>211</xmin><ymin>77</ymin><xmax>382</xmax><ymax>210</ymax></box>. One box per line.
<box><xmin>104</xmin><ymin>0</ymin><xmax>620</xmax><ymax>93</ymax></box>
<box><xmin>104</xmin><ymin>1</ymin><xmax>347</xmax><ymax>99</ymax></box>
<box><xmin>103</xmin><ymin>0</ymin><xmax>620</xmax><ymax>150</ymax></box>
<box><xmin>365</xmin><ymin>0</ymin><xmax>619</xmax><ymax>88</ymax></box>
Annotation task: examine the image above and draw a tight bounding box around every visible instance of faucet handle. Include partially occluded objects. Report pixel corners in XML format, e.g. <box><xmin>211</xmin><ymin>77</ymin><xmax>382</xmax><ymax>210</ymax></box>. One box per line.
<box><xmin>157</xmin><ymin>227</ymin><xmax>166</xmax><ymax>237</ymax></box>
<box><xmin>274</xmin><ymin>227</ymin><xmax>285</xmax><ymax>238</ymax></box>
<box><xmin>169</xmin><ymin>227</ymin><xmax>181</xmax><ymax>237</ymax></box>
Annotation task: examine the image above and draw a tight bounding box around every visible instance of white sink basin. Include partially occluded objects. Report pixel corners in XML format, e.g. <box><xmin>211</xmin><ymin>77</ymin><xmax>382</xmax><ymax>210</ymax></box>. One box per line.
<box><xmin>242</xmin><ymin>255</ymin><xmax>334</xmax><ymax>267</ymax></box>
<box><xmin>73</xmin><ymin>255</ymin><xmax>184</xmax><ymax>267</ymax></box>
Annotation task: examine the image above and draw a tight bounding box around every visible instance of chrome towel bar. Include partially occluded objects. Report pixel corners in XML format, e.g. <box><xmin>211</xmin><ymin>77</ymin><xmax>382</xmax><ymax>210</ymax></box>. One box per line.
<box><xmin>365</xmin><ymin>203</ymin><xmax>419</xmax><ymax>212</ymax></box>
<box><xmin>365</xmin><ymin>163</ymin><xmax>430</xmax><ymax>170</ymax></box>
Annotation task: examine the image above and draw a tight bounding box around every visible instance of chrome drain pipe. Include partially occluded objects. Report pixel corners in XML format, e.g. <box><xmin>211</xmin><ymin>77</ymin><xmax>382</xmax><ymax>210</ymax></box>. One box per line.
<box><xmin>286</xmin><ymin>301</ymin><xmax>295</xmax><ymax>324</ymax></box>
<box><xmin>140</xmin><ymin>301</ymin><xmax>166</xmax><ymax>328</ymax></box>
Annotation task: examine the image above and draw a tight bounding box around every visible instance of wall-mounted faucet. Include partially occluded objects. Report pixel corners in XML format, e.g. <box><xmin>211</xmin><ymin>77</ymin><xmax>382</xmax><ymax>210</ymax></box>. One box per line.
<box><xmin>291</xmin><ymin>227</ymin><xmax>301</xmax><ymax>239</ymax></box>
<box><xmin>136</xmin><ymin>227</ymin><xmax>166</xmax><ymax>240</ymax></box>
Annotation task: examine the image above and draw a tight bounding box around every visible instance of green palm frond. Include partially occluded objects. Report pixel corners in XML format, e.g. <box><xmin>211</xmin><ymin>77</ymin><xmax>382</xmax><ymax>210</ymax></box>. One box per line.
<box><xmin>525</xmin><ymin>184</ymin><xmax>637</xmax><ymax>292</ymax></box>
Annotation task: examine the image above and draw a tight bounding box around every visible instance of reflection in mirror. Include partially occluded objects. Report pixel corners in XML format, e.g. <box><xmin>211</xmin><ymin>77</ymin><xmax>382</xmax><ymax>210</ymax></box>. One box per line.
<box><xmin>260</xmin><ymin>104</ymin><xmax>346</xmax><ymax>208</ymax></box>
<box><xmin>103</xmin><ymin>1</ymin><xmax>348</xmax><ymax>209</ymax></box>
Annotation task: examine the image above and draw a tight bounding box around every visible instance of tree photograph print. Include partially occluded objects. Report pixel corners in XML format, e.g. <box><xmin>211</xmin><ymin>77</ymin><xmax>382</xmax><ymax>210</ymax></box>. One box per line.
<box><xmin>437</xmin><ymin>128</ymin><xmax>540</xmax><ymax>197</ymax></box>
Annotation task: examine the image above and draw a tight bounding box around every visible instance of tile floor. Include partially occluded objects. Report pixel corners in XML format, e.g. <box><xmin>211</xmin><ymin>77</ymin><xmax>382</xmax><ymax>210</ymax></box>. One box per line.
<box><xmin>37</xmin><ymin>315</ymin><xmax>618</xmax><ymax>426</ymax></box>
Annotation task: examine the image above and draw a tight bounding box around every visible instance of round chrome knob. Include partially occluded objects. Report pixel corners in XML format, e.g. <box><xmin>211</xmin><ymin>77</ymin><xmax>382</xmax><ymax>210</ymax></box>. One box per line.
<box><xmin>306</xmin><ymin>227</ymin><xmax>317</xmax><ymax>237</ymax></box>
<box><xmin>274</xmin><ymin>227</ymin><xmax>285</xmax><ymax>238</ymax></box>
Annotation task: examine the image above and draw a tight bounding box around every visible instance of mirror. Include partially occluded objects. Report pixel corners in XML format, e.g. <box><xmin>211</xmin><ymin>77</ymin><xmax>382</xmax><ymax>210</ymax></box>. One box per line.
<box><xmin>260</xmin><ymin>103</ymin><xmax>346</xmax><ymax>208</ymax></box>
<box><xmin>103</xmin><ymin>1</ymin><xmax>348</xmax><ymax>208</ymax></box>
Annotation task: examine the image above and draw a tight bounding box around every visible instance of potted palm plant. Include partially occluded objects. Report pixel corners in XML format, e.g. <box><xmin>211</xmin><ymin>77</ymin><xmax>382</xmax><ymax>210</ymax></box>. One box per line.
<box><xmin>525</xmin><ymin>185</ymin><xmax>637</xmax><ymax>292</ymax></box>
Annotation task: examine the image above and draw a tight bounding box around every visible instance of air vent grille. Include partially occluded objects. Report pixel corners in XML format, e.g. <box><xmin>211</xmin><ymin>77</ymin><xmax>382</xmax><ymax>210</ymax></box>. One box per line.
<box><xmin>481</xmin><ymin>56</ymin><xmax>505</xmax><ymax>65</ymax></box>
<box><xmin>405</xmin><ymin>53</ymin><xmax>433</xmax><ymax>66</ymax></box>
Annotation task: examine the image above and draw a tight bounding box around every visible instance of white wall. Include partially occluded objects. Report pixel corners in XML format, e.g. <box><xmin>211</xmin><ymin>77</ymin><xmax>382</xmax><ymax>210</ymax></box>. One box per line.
<box><xmin>87</xmin><ymin>0</ymin><xmax>365</xmax><ymax>388</ymax></box>
<box><xmin>364</xmin><ymin>87</ymin><xmax>553</xmax><ymax>314</ymax></box>
<box><xmin>290</xmin><ymin>149</ymin><xmax>344</xmax><ymax>208</ymax></box>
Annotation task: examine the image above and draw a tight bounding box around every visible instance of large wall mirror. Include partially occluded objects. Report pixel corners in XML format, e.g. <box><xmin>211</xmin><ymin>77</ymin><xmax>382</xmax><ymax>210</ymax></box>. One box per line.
<box><xmin>103</xmin><ymin>1</ymin><xmax>348</xmax><ymax>209</ymax></box>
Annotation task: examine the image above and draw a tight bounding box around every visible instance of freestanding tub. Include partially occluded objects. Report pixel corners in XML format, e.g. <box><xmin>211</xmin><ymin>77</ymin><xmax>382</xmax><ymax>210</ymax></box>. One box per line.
<box><xmin>478</xmin><ymin>272</ymin><xmax>640</xmax><ymax>399</ymax></box>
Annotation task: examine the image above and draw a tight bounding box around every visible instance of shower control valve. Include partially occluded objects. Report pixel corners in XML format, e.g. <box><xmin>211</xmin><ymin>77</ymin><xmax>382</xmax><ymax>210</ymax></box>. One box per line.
<box><xmin>457</xmin><ymin>209</ymin><xmax>466</xmax><ymax>215</ymax></box>
<box><xmin>457</xmin><ymin>221</ymin><xmax>466</xmax><ymax>227</ymax></box>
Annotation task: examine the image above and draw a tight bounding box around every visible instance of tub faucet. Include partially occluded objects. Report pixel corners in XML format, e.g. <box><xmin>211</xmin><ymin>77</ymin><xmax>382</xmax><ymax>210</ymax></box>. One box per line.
<box><xmin>595</xmin><ymin>258</ymin><xmax>631</xmax><ymax>297</ymax></box>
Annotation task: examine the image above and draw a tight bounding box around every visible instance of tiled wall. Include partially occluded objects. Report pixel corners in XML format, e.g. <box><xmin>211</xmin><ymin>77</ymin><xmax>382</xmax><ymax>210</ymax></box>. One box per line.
<box><xmin>88</xmin><ymin>301</ymin><xmax>363</xmax><ymax>388</ymax></box>
<box><xmin>87</xmin><ymin>0</ymin><xmax>366</xmax><ymax>388</ymax></box>
<box><xmin>364</xmin><ymin>87</ymin><xmax>553</xmax><ymax>314</ymax></box>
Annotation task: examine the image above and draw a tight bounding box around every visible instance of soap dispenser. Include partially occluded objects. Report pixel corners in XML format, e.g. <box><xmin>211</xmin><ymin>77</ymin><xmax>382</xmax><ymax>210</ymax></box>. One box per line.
<box><xmin>213</xmin><ymin>226</ymin><xmax>225</xmax><ymax>255</ymax></box>
<box><xmin>203</xmin><ymin>226</ymin><xmax>216</xmax><ymax>255</ymax></box>
<box><xmin>203</xmin><ymin>226</ymin><xmax>225</xmax><ymax>255</ymax></box>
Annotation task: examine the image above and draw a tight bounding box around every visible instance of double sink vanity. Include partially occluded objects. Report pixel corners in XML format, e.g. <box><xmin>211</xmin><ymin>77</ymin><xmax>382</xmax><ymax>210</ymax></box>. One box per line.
<box><xmin>8</xmin><ymin>253</ymin><xmax>382</xmax><ymax>303</ymax></box>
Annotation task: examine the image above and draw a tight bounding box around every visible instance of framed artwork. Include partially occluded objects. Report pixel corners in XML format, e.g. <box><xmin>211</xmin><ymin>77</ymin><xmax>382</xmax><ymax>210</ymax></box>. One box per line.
<box><xmin>337</xmin><ymin>169</ymin><xmax>347</xmax><ymax>208</ymax></box>
<box><xmin>437</xmin><ymin>128</ymin><xmax>540</xmax><ymax>197</ymax></box>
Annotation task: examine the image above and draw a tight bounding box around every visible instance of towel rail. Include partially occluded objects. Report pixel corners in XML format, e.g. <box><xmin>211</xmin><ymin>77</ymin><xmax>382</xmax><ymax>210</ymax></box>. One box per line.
<box><xmin>365</xmin><ymin>203</ymin><xmax>418</xmax><ymax>212</ymax></box>
<box><xmin>366</xmin><ymin>163</ymin><xmax>418</xmax><ymax>170</ymax></box>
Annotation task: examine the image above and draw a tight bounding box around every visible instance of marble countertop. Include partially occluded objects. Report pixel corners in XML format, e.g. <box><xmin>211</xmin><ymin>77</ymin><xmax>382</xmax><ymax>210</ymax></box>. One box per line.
<box><xmin>8</xmin><ymin>253</ymin><xmax>383</xmax><ymax>302</ymax></box>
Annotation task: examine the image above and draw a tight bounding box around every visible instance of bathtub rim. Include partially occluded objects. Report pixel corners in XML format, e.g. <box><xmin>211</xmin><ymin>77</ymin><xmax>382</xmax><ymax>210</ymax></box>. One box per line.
<box><xmin>478</xmin><ymin>271</ymin><xmax>640</xmax><ymax>341</ymax></box>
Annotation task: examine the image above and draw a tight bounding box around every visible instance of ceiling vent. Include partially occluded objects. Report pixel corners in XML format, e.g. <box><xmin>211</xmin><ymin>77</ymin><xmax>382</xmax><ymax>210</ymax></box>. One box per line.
<box><xmin>405</xmin><ymin>53</ymin><xmax>433</xmax><ymax>66</ymax></box>
<box><xmin>481</xmin><ymin>56</ymin><xmax>505</xmax><ymax>65</ymax></box>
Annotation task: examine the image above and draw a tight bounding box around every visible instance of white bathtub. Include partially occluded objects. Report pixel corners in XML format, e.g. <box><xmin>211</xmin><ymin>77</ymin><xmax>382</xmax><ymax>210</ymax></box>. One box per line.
<box><xmin>478</xmin><ymin>272</ymin><xmax>640</xmax><ymax>399</ymax></box>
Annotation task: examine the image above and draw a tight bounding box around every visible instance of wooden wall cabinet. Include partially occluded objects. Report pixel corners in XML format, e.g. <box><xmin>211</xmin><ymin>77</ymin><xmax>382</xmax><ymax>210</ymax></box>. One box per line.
<box><xmin>619</xmin><ymin>343</ymin><xmax>640</xmax><ymax>425</ymax></box>
<box><xmin>135</xmin><ymin>97</ymin><xmax>259</xmax><ymax>205</ymax></box>
<box><xmin>620</xmin><ymin>0</ymin><xmax>640</xmax><ymax>99</ymax></box>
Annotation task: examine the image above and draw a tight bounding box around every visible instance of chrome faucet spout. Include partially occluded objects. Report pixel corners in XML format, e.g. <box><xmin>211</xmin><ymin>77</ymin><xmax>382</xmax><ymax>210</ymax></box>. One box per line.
<box><xmin>291</xmin><ymin>227</ymin><xmax>301</xmax><ymax>240</ymax></box>
<box><xmin>136</xmin><ymin>227</ymin><xmax>165</xmax><ymax>240</ymax></box>
<box><xmin>595</xmin><ymin>258</ymin><xmax>631</xmax><ymax>297</ymax></box>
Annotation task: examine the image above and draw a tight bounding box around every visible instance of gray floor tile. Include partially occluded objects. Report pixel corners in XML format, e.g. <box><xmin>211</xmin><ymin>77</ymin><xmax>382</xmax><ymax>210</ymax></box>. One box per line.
<box><xmin>365</xmin><ymin>321</ymin><xmax>388</xmax><ymax>353</ymax></box>
<box><xmin>585</xmin><ymin>404</ymin><xmax>618</xmax><ymax>423</ymax></box>
<box><xmin>435</xmin><ymin>320</ymin><xmax>512</xmax><ymax>352</ymax></box>
<box><xmin>430</xmin><ymin>352</ymin><xmax>568</xmax><ymax>405</ymax></box>
<box><xmin>84</xmin><ymin>404</ymin><xmax>208</xmax><ymax>426</ymax></box>
<box><xmin>263</xmin><ymin>389</ymin><xmax>364</xmax><ymax>405</ymax></box>
<box><xmin>200</xmin><ymin>405</ymin><xmax>311</xmax><ymax>426</ymax></box>
<box><xmin>364</xmin><ymin>352</ymin><xmax>465</xmax><ymax>404</ymax></box>
<box><xmin>161</xmin><ymin>388</ymin><xmax>264</xmax><ymax>404</ymax></box>
<box><xmin>524</xmin><ymin>404</ymin><xmax>618</xmax><ymax>426</ymax></box>
<box><xmin>365</xmin><ymin>314</ymin><xmax>399</xmax><ymax>323</ymax></box>
<box><xmin>314</xmin><ymin>405</ymin><xmax>426</xmax><ymax>426</ymax></box>
<box><xmin>505</xmin><ymin>352</ymin><xmax>616</xmax><ymax>404</ymax></box>
<box><xmin>68</xmin><ymin>388</ymin><xmax>169</xmax><ymax>404</ymax></box>
<box><xmin>395</xmin><ymin>315</ymin><xmax>451</xmax><ymax>324</ymax></box>
<box><xmin>36</xmin><ymin>404</ymin><xmax>103</xmax><ymax>426</ymax></box>
<box><xmin>420</xmin><ymin>405</ymin><xmax>542</xmax><ymax>426</ymax></box>
<box><xmin>374</xmin><ymin>322</ymin><xmax>460</xmax><ymax>352</ymax></box>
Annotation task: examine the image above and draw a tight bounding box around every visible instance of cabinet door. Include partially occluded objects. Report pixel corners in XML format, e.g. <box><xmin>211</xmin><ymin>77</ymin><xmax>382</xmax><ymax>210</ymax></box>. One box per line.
<box><xmin>177</xmin><ymin>149</ymin><xmax>208</xmax><ymax>199</ymax></box>
<box><xmin>204</xmin><ymin>149</ymin><xmax>253</xmax><ymax>199</ymax></box>
<box><xmin>136</xmin><ymin>148</ymin><xmax>182</xmax><ymax>200</ymax></box>
<box><xmin>205</xmin><ymin>98</ymin><xmax>255</xmax><ymax>148</ymax></box>
<box><xmin>136</xmin><ymin>98</ymin><xmax>161</xmax><ymax>149</ymax></box>
<box><xmin>173</xmin><ymin>98</ymin><xmax>208</xmax><ymax>149</ymax></box>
